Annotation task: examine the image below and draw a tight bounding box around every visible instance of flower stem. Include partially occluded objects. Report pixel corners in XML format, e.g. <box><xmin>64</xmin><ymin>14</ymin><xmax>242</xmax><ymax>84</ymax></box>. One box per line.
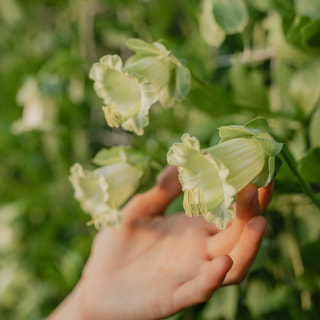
<box><xmin>280</xmin><ymin>145</ymin><xmax>320</xmax><ymax>208</ymax></box>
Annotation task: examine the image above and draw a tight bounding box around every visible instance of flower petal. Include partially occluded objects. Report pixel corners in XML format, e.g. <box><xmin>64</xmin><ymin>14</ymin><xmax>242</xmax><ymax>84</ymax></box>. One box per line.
<box><xmin>94</xmin><ymin>162</ymin><xmax>142</xmax><ymax>208</ymax></box>
<box><xmin>167</xmin><ymin>118</ymin><xmax>282</xmax><ymax>230</ymax></box>
<box><xmin>89</xmin><ymin>54</ymin><xmax>158</xmax><ymax>135</ymax></box>
<box><xmin>69</xmin><ymin>163</ymin><xmax>116</xmax><ymax>225</ymax></box>
<box><xmin>203</xmin><ymin>203</ymin><xmax>234</xmax><ymax>230</ymax></box>
<box><xmin>167</xmin><ymin>134</ymin><xmax>226</xmax><ymax>211</ymax></box>
<box><xmin>69</xmin><ymin>147</ymin><xmax>148</xmax><ymax>229</ymax></box>
<box><xmin>125</xmin><ymin>38</ymin><xmax>191</xmax><ymax>107</ymax></box>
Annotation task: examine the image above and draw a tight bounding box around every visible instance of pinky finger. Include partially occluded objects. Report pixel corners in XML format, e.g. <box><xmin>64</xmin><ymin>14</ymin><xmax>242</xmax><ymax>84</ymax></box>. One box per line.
<box><xmin>171</xmin><ymin>256</ymin><xmax>233</xmax><ymax>312</ymax></box>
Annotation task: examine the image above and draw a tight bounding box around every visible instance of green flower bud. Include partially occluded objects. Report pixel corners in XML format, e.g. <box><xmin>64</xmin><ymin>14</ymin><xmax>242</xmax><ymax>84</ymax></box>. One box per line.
<box><xmin>89</xmin><ymin>55</ymin><xmax>158</xmax><ymax>135</ymax></box>
<box><xmin>69</xmin><ymin>147</ymin><xmax>149</xmax><ymax>229</ymax></box>
<box><xmin>167</xmin><ymin>117</ymin><xmax>283</xmax><ymax>230</ymax></box>
<box><xmin>124</xmin><ymin>38</ymin><xmax>191</xmax><ymax>107</ymax></box>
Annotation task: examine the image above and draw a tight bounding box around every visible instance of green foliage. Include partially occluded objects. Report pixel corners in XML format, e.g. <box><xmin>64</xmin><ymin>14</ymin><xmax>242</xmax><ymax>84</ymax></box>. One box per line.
<box><xmin>1</xmin><ymin>0</ymin><xmax>320</xmax><ymax>319</ymax></box>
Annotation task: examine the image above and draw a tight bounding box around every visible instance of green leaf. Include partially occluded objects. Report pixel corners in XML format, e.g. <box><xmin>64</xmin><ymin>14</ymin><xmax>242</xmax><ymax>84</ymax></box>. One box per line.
<box><xmin>199</xmin><ymin>0</ymin><xmax>226</xmax><ymax>47</ymax></box>
<box><xmin>229</xmin><ymin>62</ymin><xmax>269</xmax><ymax>110</ymax></box>
<box><xmin>266</xmin><ymin>13</ymin><xmax>312</xmax><ymax>64</ymax></box>
<box><xmin>201</xmin><ymin>285</ymin><xmax>238</xmax><ymax>320</ymax></box>
<box><xmin>309</xmin><ymin>106</ymin><xmax>320</xmax><ymax>147</ymax></box>
<box><xmin>246</xmin><ymin>278</ymin><xmax>292</xmax><ymax>317</ymax></box>
<box><xmin>293</xmin><ymin>194</ymin><xmax>320</xmax><ymax>245</ymax></box>
<box><xmin>289</xmin><ymin>59</ymin><xmax>320</xmax><ymax>115</ymax></box>
<box><xmin>295</xmin><ymin>0</ymin><xmax>320</xmax><ymax>20</ymax></box>
<box><xmin>186</xmin><ymin>83</ymin><xmax>234</xmax><ymax>116</ymax></box>
<box><xmin>212</xmin><ymin>0</ymin><xmax>249</xmax><ymax>34</ymax></box>
<box><xmin>301</xmin><ymin>241</ymin><xmax>320</xmax><ymax>273</ymax></box>
<box><xmin>270</xmin><ymin>60</ymin><xmax>299</xmax><ymax>115</ymax></box>
<box><xmin>41</xmin><ymin>51</ymin><xmax>83</xmax><ymax>76</ymax></box>
<box><xmin>282</xmin><ymin>15</ymin><xmax>320</xmax><ymax>54</ymax></box>
<box><xmin>301</xmin><ymin>18</ymin><xmax>320</xmax><ymax>53</ymax></box>
<box><xmin>247</xmin><ymin>0</ymin><xmax>294</xmax><ymax>13</ymax></box>
<box><xmin>282</xmin><ymin>15</ymin><xmax>310</xmax><ymax>47</ymax></box>
<box><xmin>174</xmin><ymin>64</ymin><xmax>191</xmax><ymax>100</ymax></box>
<box><xmin>297</xmin><ymin>147</ymin><xmax>320</xmax><ymax>184</ymax></box>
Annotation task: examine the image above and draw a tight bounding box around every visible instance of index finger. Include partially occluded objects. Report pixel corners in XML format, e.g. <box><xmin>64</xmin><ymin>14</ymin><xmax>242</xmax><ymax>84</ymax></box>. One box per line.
<box><xmin>122</xmin><ymin>166</ymin><xmax>182</xmax><ymax>222</ymax></box>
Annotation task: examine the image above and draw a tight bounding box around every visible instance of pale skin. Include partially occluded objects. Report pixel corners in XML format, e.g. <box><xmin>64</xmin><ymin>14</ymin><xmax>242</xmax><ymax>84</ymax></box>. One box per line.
<box><xmin>49</xmin><ymin>166</ymin><xmax>273</xmax><ymax>320</ymax></box>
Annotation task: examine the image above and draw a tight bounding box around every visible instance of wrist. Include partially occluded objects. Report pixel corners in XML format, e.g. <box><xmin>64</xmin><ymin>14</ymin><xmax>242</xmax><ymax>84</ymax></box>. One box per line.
<box><xmin>48</xmin><ymin>282</ymin><xmax>84</xmax><ymax>320</ymax></box>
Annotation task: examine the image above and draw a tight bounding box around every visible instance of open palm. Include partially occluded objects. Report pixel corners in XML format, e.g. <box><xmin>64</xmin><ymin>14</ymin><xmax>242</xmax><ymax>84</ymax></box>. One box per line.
<box><xmin>77</xmin><ymin>166</ymin><xmax>272</xmax><ymax>320</ymax></box>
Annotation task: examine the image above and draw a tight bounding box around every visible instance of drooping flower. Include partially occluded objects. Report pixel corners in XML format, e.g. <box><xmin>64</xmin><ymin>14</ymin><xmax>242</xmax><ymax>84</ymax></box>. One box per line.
<box><xmin>89</xmin><ymin>39</ymin><xmax>190</xmax><ymax>135</ymax></box>
<box><xmin>89</xmin><ymin>55</ymin><xmax>158</xmax><ymax>135</ymax></box>
<box><xmin>167</xmin><ymin>117</ymin><xmax>283</xmax><ymax>229</ymax></box>
<box><xmin>69</xmin><ymin>146</ymin><xmax>149</xmax><ymax>229</ymax></box>
<box><xmin>11</xmin><ymin>76</ymin><xmax>58</xmax><ymax>134</ymax></box>
<box><xmin>124</xmin><ymin>38</ymin><xmax>191</xmax><ymax>107</ymax></box>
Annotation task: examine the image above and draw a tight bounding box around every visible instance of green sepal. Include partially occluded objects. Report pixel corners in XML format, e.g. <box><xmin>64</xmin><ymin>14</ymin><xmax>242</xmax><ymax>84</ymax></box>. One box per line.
<box><xmin>219</xmin><ymin>117</ymin><xmax>283</xmax><ymax>156</ymax></box>
<box><xmin>93</xmin><ymin>146</ymin><xmax>150</xmax><ymax>172</ymax></box>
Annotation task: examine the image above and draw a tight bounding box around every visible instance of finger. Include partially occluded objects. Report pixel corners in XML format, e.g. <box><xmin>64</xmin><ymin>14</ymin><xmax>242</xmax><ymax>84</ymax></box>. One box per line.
<box><xmin>227</xmin><ymin>183</ymin><xmax>261</xmax><ymax>239</ymax></box>
<box><xmin>223</xmin><ymin>215</ymin><xmax>267</xmax><ymax>285</ymax></box>
<box><xmin>122</xmin><ymin>166</ymin><xmax>182</xmax><ymax>221</ymax></box>
<box><xmin>258</xmin><ymin>180</ymin><xmax>274</xmax><ymax>212</ymax></box>
<box><xmin>171</xmin><ymin>255</ymin><xmax>233</xmax><ymax>312</ymax></box>
<box><xmin>207</xmin><ymin>184</ymin><xmax>261</xmax><ymax>257</ymax></box>
<box><xmin>235</xmin><ymin>184</ymin><xmax>260</xmax><ymax>221</ymax></box>
<box><xmin>156</xmin><ymin>165</ymin><xmax>182</xmax><ymax>199</ymax></box>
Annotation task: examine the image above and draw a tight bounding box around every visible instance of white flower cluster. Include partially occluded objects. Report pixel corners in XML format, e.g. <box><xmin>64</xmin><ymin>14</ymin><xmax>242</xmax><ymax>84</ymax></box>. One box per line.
<box><xmin>89</xmin><ymin>39</ymin><xmax>191</xmax><ymax>135</ymax></box>
<box><xmin>70</xmin><ymin>38</ymin><xmax>282</xmax><ymax>231</ymax></box>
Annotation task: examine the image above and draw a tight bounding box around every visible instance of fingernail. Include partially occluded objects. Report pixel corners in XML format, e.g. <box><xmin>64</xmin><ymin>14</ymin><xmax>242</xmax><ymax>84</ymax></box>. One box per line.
<box><xmin>248</xmin><ymin>216</ymin><xmax>267</xmax><ymax>233</ymax></box>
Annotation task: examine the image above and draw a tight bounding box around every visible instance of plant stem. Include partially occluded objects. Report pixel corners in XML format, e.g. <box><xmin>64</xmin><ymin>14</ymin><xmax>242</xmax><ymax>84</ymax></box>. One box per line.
<box><xmin>280</xmin><ymin>146</ymin><xmax>320</xmax><ymax>208</ymax></box>
<box><xmin>284</xmin><ymin>210</ymin><xmax>311</xmax><ymax>311</ymax></box>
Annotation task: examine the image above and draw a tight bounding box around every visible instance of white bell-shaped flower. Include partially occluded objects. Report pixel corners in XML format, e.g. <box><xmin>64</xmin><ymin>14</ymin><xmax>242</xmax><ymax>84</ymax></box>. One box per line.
<box><xmin>89</xmin><ymin>55</ymin><xmax>158</xmax><ymax>135</ymax></box>
<box><xmin>69</xmin><ymin>147</ymin><xmax>149</xmax><ymax>228</ymax></box>
<box><xmin>167</xmin><ymin>117</ymin><xmax>283</xmax><ymax>229</ymax></box>
<box><xmin>124</xmin><ymin>38</ymin><xmax>191</xmax><ymax>107</ymax></box>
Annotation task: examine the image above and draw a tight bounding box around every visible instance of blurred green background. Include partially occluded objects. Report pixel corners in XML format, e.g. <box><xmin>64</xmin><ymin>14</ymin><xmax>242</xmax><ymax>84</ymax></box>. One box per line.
<box><xmin>1</xmin><ymin>0</ymin><xmax>320</xmax><ymax>319</ymax></box>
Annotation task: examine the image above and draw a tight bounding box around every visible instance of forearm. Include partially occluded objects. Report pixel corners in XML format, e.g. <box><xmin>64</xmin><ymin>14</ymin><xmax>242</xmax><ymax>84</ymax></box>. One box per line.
<box><xmin>47</xmin><ymin>283</ymin><xmax>83</xmax><ymax>320</ymax></box>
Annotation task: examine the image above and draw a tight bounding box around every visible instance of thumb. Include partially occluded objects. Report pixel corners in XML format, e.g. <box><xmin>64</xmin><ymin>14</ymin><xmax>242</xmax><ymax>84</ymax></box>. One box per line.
<box><xmin>122</xmin><ymin>166</ymin><xmax>182</xmax><ymax>221</ymax></box>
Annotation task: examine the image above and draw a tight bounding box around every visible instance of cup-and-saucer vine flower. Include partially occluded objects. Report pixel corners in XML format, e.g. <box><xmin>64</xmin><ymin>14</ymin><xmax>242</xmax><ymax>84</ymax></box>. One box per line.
<box><xmin>167</xmin><ymin>117</ymin><xmax>283</xmax><ymax>230</ymax></box>
<box><xmin>89</xmin><ymin>55</ymin><xmax>158</xmax><ymax>136</ymax></box>
<box><xmin>11</xmin><ymin>75</ymin><xmax>59</xmax><ymax>134</ymax></box>
<box><xmin>89</xmin><ymin>39</ymin><xmax>190</xmax><ymax>135</ymax></box>
<box><xmin>69</xmin><ymin>146</ymin><xmax>149</xmax><ymax>229</ymax></box>
<box><xmin>124</xmin><ymin>38</ymin><xmax>191</xmax><ymax>107</ymax></box>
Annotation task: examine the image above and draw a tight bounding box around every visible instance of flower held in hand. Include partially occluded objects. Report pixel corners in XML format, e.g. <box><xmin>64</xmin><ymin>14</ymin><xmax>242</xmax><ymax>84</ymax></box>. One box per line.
<box><xmin>167</xmin><ymin>117</ymin><xmax>283</xmax><ymax>229</ymax></box>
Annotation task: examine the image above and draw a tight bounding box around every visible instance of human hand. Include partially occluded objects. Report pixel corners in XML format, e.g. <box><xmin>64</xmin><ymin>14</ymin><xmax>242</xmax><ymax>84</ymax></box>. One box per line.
<box><xmin>49</xmin><ymin>166</ymin><xmax>272</xmax><ymax>320</ymax></box>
